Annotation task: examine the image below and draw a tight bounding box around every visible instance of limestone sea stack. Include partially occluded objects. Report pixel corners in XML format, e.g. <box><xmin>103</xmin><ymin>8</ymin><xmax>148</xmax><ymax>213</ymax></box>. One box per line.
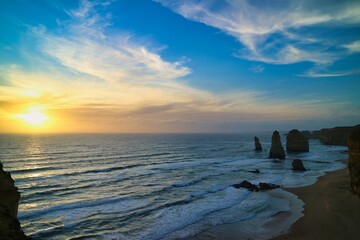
<box><xmin>0</xmin><ymin>162</ymin><xmax>29</xmax><ymax>239</ymax></box>
<box><xmin>349</xmin><ymin>125</ymin><xmax>360</xmax><ymax>197</ymax></box>
<box><xmin>269</xmin><ymin>130</ymin><xmax>286</xmax><ymax>159</ymax></box>
<box><xmin>286</xmin><ymin>129</ymin><xmax>309</xmax><ymax>152</ymax></box>
<box><xmin>254</xmin><ymin>136</ymin><xmax>262</xmax><ymax>151</ymax></box>
<box><xmin>292</xmin><ymin>159</ymin><xmax>307</xmax><ymax>171</ymax></box>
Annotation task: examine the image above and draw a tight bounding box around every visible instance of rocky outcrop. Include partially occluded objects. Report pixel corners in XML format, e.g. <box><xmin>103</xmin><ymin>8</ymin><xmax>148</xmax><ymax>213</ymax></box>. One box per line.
<box><xmin>233</xmin><ymin>180</ymin><xmax>259</xmax><ymax>192</ymax></box>
<box><xmin>292</xmin><ymin>159</ymin><xmax>307</xmax><ymax>171</ymax></box>
<box><xmin>259</xmin><ymin>182</ymin><xmax>281</xmax><ymax>190</ymax></box>
<box><xmin>254</xmin><ymin>136</ymin><xmax>262</xmax><ymax>151</ymax></box>
<box><xmin>248</xmin><ymin>169</ymin><xmax>260</xmax><ymax>174</ymax></box>
<box><xmin>233</xmin><ymin>180</ymin><xmax>280</xmax><ymax>191</ymax></box>
<box><xmin>0</xmin><ymin>162</ymin><xmax>29</xmax><ymax>239</ymax></box>
<box><xmin>349</xmin><ymin>125</ymin><xmax>360</xmax><ymax>197</ymax></box>
<box><xmin>269</xmin><ymin>131</ymin><xmax>286</xmax><ymax>159</ymax></box>
<box><xmin>286</xmin><ymin>129</ymin><xmax>309</xmax><ymax>152</ymax></box>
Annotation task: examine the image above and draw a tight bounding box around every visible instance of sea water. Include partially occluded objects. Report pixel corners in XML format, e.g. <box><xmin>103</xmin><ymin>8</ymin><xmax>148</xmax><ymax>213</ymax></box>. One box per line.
<box><xmin>0</xmin><ymin>133</ymin><xmax>347</xmax><ymax>239</ymax></box>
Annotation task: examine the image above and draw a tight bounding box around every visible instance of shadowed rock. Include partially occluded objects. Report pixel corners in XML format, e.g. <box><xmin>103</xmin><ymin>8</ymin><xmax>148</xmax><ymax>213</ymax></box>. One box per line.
<box><xmin>0</xmin><ymin>162</ymin><xmax>30</xmax><ymax>239</ymax></box>
<box><xmin>259</xmin><ymin>182</ymin><xmax>281</xmax><ymax>191</ymax></box>
<box><xmin>292</xmin><ymin>159</ymin><xmax>307</xmax><ymax>171</ymax></box>
<box><xmin>248</xmin><ymin>169</ymin><xmax>260</xmax><ymax>174</ymax></box>
<box><xmin>349</xmin><ymin>125</ymin><xmax>360</xmax><ymax>197</ymax></box>
<box><xmin>233</xmin><ymin>180</ymin><xmax>259</xmax><ymax>192</ymax></box>
<box><xmin>286</xmin><ymin>129</ymin><xmax>309</xmax><ymax>152</ymax></box>
<box><xmin>269</xmin><ymin>131</ymin><xmax>286</xmax><ymax>159</ymax></box>
<box><xmin>233</xmin><ymin>181</ymin><xmax>280</xmax><ymax>192</ymax></box>
<box><xmin>254</xmin><ymin>136</ymin><xmax>262</xmax><ymax>151</ymax></box>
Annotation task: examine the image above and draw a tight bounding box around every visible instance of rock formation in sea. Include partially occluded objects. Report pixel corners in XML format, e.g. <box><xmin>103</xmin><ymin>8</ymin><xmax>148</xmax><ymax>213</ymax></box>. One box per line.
<box><xmin>259</xmin><ymin>182</ymin><xmax>281</xmax><ymax>190</ymax></box>
<box><xmin>286</xmin><ymin>129</ymin><xmax>309</xmax><ymax>152</ymax></box>
<box><xmin>233</xmin><ymin>180</ymin><xmax>259</xmax><ymax>192</ymax></box>
<box><xmin>248</xmin><ymin>169</ymin><xmax>260</xmax><ymax>174</ymax></box>
<box><xmin>254</xmin><ymin>136</ymin><xmax>262</xmax><ymax>151</ymax></box>
<box><xmin>269</xmin><ymin>130</ymin><xmax>286</xmax><ymax>159</ymax></box>
<box><xmin>0</xmin><ymin>162</ymin><xmax>29</xmax><ymax>239</ymax></box>
<box><xmin>349</xmin><ymin>125</ymin><xmax>360</xmax><ymax>197</ymax></box>
<box><xmin>292</xmin><ymin>159</ymin><xmax>307</xmax><ymax>171</ymax></box>
<box><xmin>232</xmin><ymin>181</ymin><xmax>280</xmax><ymax>191</ymax></box>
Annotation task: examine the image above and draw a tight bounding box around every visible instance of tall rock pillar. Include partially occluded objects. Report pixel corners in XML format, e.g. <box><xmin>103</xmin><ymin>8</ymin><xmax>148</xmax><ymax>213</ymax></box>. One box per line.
<box><xmin>269</xmin><ymin>131</ymin><xmax>286</xmax><ymax>159</ymax></box>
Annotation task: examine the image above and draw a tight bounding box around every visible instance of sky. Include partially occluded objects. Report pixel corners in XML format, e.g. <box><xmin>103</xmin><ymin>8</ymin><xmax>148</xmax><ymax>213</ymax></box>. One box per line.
<box><xmin>0</xmin><ymin>0</ymin><xmax>360</xmax><ymax>133</ymax></box>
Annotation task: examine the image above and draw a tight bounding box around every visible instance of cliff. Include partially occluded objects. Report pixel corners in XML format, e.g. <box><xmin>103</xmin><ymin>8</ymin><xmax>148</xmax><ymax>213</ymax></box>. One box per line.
<box><xmin>318</xmin><ymin>127</ymin><xmax>353</xmax><ymax>146</ymax></box>
<box><xmin>349</xmin><ymin>125</ymin><xmax>360</xmax><ymax>197</ymax></box>
<box><xmin>301</xmin><ymin>126</ymin><xmax>354</xmax><ymax>146</ymax></box>
<box><xmin>0</xmin><ymin>162</ymin><xmax>30</xmax><ymax>239</ymax></box>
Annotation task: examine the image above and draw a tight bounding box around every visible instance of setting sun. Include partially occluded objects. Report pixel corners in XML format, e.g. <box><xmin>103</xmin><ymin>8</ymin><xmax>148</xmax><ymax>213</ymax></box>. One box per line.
<box><xmin>16</xmin><ymin>106</ymin><xmax>49</xmax><ymax>126</ymax></box>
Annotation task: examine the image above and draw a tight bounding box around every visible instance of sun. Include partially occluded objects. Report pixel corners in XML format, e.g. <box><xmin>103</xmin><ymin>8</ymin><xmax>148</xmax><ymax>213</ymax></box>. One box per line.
<box><xmin>16</xmin><ymin>106</ymin><xmax>49</xmax><ymax>126</ymax></box>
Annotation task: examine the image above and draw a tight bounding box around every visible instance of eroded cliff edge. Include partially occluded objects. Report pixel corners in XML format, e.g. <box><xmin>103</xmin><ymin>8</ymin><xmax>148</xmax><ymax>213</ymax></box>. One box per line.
<box><xmin>0</xmin><ymin>162</ymin><xmax>30</xmax><ymax>239</ymax></box>
<box><xmin>349</xmin><ymin>125</ymin><xmax>360</xmax><ymax>197</ymax></box>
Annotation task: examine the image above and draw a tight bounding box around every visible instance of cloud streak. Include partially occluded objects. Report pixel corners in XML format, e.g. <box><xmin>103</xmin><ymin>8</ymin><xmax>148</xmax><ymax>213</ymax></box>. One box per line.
<box><xmin>1</xmin><ymin>0</ymin><xmax>359</xmax><ymax>132</ymax></box>
<box><xmin>157</xmin><ymin>0</ymin><xmax>360</xmax><ymax>76</ymax></box>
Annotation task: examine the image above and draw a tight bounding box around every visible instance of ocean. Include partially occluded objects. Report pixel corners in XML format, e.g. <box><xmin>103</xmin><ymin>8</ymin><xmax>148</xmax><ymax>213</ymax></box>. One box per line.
<box><xmin>0</xmin><ymin>133</ymin><xmax>347</xmax><ymax>239</ymax></box>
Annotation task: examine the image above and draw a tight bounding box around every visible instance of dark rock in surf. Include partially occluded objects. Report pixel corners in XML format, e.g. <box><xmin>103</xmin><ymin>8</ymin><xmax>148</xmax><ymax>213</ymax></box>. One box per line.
<box><xmin>254</xmin><ymin>136</ymin><xmax>262</xmax><ymax>151</ymax></box>
<box><xmin>233</xmin><ymin>180</ymin><xmax>259</xmax><ymax>192</ymax></box>
<box><xmin>292</xmin><ymin>159</ymin><xmax>307</xmax><ymax>171</ymax></box>
<box><xmin>269</xmin><ymin>131</ymin><xmax>286</xmax><ymax>159</ymax></box>
<box><xmin>259</xmin><ymin>182</ymin><xmax>281</xmax><ymax>190</ymax></box>
<box><xmin>286</xmin><ymin>129</ymin><xmax>309</xmax><ymax>152</ymax></box>
<box><xmin>249</xmin><ymin>169</ymin><xmax>260</xmax><ymax>174</ymax></box>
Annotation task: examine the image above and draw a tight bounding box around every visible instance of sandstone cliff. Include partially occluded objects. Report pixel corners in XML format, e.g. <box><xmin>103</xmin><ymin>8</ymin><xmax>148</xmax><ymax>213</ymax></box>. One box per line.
<box><xmin>0</xmin><ymin>162</ymin><xmax>29</xmax><ymax>239</ymax></box>
<box><xmin>286</xmin><ymin>129</ymin><xmax>309</xmax><ymax>152</ymax></box>
<box><xmin>349</xmin><ymin>125</ymin><xmax>360</xmax><ymax>197</ymax></box>
<box><xmin>302</xmin><ymin>126</ymin><xmax>353</xmax><ymax>146</ymax></box>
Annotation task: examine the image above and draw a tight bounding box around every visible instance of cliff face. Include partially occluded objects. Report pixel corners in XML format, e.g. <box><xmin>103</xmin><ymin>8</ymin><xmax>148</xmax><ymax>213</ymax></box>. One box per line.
<box><xmin>286</xmin><ymin>129</ymin><xmax>309</xmax><ymax>152</ymax></box>
<box><xmin>300</xmin><ymin>126</ymin><xmax>354</xmax><ymax>146</ymax></box>
<box><xmin>349</xmin><ymin>125</ymin><xmax>360</xmax><ymax>197</ymax></box>
<box><xmin>0</xmin><ymin>162</ymin><xmax>29</xmax><ymax>239</ymax></box>
<box><xmin>318</xmin><ymin>127</ymin><xmax>353</xmax><ymax>146</ymax></box>
<box><xmin>269</xmin><ymin>131</ymin><xmax>286</xmax><ymax>159</ymax></box>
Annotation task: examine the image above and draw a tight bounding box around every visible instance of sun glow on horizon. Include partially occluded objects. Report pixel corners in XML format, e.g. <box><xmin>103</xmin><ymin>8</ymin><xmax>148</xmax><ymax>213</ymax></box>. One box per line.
<box><xmin>16</xmin><ymin>106</ymin><xmax>49</xmax><ymax>126</ymax></box>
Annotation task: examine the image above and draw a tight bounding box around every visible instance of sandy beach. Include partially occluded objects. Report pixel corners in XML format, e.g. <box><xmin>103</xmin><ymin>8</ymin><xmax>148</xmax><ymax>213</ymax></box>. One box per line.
<box><xmin>188</xmin><ymin>163</ymin><xmax>360</xmax><ymax>240</ymax></box>
<box><xmin>272</xmin><ymin>165</ymin><xmax>360</xmax><ymax>240</ymax></box>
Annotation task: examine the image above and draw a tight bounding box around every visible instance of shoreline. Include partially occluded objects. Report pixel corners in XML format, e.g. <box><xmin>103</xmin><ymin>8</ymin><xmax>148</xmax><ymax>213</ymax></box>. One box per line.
<box><xmin>272</xmin><ymin>165</ymin><xmax>360</xmax><ymax>240</ymax></box>
<box><xmin>187</xmin><ymin>162</ymin><xmax>360</xmax><ymax>240</ymax></box>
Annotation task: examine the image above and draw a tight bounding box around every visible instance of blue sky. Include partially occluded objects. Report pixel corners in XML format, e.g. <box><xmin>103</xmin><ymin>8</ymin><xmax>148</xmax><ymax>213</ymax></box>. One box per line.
<box><xmin>0</xmin><ymin>0</ymin><xmax>360</xmax><ymax>133</ymax></box>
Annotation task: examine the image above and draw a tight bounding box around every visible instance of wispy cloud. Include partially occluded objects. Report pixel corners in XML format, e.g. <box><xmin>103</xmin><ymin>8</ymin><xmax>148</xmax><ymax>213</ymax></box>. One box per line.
<box><xmin>249</xmin><ymin>64</ymin><xmax>264</xmax><ymax>73</ymax></box>
<box><xmin>157</xmin><ymin>0</ymin><xmax>360</xmax><ymax>76</ymax></box>
<box><xmin>1</xmin><ymin>0</ymin><xmax>359</xmax><ymax>132</ymax></box>
<box><xmin>344</xmin><ymin>40</ymin><xmax>360</xmax><ymax>53</ymax></box>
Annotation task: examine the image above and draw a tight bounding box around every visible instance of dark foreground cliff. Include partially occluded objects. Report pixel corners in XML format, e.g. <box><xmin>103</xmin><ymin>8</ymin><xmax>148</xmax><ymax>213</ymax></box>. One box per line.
<box><xmin>349</xmin><ymin>125</ymin><xmax>360</xmax><ymax>197</ymax></box>
<box><xmin>0</xmin><ymin>162</ymin><xmax>30</xmax><ymax>240</ymax></box>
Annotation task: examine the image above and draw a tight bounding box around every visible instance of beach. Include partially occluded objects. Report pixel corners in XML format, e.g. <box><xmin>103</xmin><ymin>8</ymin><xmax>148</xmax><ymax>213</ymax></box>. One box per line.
<box><xmin>188</xmin><ymin>162</ymin><xmax>360</xmax><ymax>240</ymax></box>
<box><xmin>273</xmin><ymin>164</ymin><xmax>360</xmax><ymax>240</ymax></box>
